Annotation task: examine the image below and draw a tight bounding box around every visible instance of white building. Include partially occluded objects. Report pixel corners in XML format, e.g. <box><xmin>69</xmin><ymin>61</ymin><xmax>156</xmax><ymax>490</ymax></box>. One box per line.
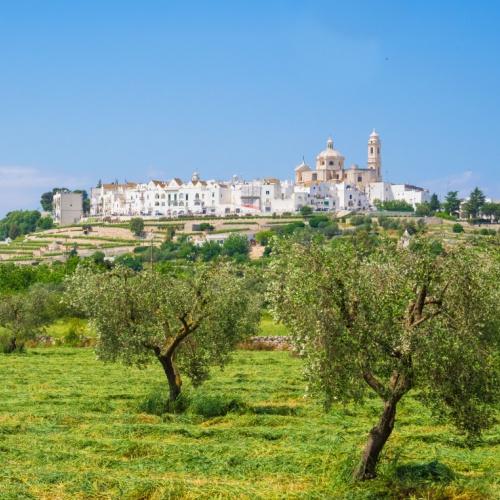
<box><xmin>53</xmin><ymin>192</ymin><xmax>83</xmax><ymax>225</ymax></box>
<box><xmin>89</xmin><ymin>130</ymin><xmax>429</xmax><ymax>218</ymax></box>
<box><xmin>365</xmin><ymin>182</ymin><xmax>430</xmax><ymax>208</ymax></box>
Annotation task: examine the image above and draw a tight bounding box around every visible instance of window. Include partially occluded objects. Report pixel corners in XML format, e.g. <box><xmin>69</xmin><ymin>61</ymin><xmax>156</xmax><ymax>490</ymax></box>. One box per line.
<box><xmin>370</xmin><ymin>147</ymin><xmax>373</xmax><ymax>154</ymax></box>
<box><xmin>357</xmin><ymin>176</ymin><xmax>362</xmax><ymax>182</ymax></box>
<box><xmin>349</xmin><ymin>194</ymin><xmax>352</xmax><ymax>200</ymax></box>
<box><xmin>186</xmin><ymin>194</ymin><xmax>189</xmax><ymax>201</ymax></box>
<box><xmin>265</xmin><ymin>190</ymin><xmax>270</xmax><ymax>195</ymax></box>
<box><xmin>329</xmin><ymin>161</ymin><xmax>334</xmax><ymax>166</ymax></box>
<box><xmin>377</xmin><ymin>148</ymin><xmax>380</xmax><ymax>154</ymax></box>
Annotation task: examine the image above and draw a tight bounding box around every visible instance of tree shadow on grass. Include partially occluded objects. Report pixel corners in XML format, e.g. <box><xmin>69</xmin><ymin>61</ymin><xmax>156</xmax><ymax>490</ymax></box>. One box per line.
<box><xmin>379</xmin><ymin>460</ymin><xmax>457</xmax><ymax>498</ymax></box>
<box><xmin>394</xmin><ymin>460</ymin><xmax>455</xmax><ymax>483</ymax></box>
<box><xmin>251</xmin><ymin>404</ymin><xmax>300</xmax><ymax>416</ymax></box>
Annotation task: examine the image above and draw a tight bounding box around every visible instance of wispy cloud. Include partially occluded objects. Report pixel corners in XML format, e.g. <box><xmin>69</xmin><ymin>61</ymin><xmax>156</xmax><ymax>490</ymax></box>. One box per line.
<box><xmin>422</xmin><ymin>170</ymin><xmax>482</xmax><ymax>198</ymax></box>
<box><xmin>0</xmin><ymin>165</ymin><xmax>90</xmax><ymax>216</ymax></box>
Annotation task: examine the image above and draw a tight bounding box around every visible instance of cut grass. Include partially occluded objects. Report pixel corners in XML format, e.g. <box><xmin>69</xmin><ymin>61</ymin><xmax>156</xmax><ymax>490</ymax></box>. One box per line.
<box><xmin>0</xmin><ymin>348</ymin><xmax>498</xmax><ymax>499</ymax></box>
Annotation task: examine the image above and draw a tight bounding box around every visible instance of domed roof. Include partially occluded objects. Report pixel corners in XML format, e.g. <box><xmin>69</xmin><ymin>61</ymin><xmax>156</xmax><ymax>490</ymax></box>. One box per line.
<box><xmin>317</xmin><ymin>137</ymin><xmax>344</xmax><ymax>159</ymax></box>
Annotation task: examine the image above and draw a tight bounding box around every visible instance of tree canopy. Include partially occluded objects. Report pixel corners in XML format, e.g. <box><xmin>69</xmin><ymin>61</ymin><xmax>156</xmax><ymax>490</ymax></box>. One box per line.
<box><xmin>129</xmin><ymin>217</ymin><xmax>145</xmax><ymax>237</ymax></box>
<box><xmin>66</xmin><ymin>263</ymin><xmax>261</xmax><ymax>401</ymax></box>
<box><xmin>0</xmin><ymin>284</ymin><xmax>64</xmax><ymax>353</ymax></box>
<box><xmin>443</xmin><ymin>191</ymin><xmax>461</xmax><ymax>216</ymax></box>
<box><xmin>463</xmin><ymin>187</ymin><xmax>486</xmax><ymax>219</ymax></box>
<box><xmin>0</xmin><ymin>210</ymin><xmax>51</xmax><ymax>240</ymax></box>
<box><xmin>268</xmin><ymin>235</ymin><xmax>499</xmax><ymax>479</ymax></box>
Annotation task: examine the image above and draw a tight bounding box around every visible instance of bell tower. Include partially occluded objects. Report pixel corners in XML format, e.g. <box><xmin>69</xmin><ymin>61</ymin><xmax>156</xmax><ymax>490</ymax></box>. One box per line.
<box><xmin>367</xmin><ymin>129</ymin><xmax>381</xmax><ymax>181</ymax></box>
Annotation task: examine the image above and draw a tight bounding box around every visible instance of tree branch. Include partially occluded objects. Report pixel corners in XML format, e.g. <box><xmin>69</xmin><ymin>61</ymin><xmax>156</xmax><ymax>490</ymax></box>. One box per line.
<box><xmin>362</xmin><ymin>369</ymin><xmax>388</xmax><ymax>400</ymax></box>
<box><xmin>164</xmin><ymin>314</ymin><xmax>201</xmax><ymax>357</ymax></box>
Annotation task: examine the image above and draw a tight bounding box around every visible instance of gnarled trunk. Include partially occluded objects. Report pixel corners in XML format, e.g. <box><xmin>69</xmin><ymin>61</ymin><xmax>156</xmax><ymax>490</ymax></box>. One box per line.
<box><xmin>355</xmin><ymin>398</ymin><xmax>397</xmax><ymax>480</ymax></box>
<box><xmin>158</xmin><ymin>354</ymin><xmax>182</xmax><ymax>402</ymax></box>
<box><xmin>4</xmin><ymin>336</ymin><xmax>21</xmax><ymax>354</ymax></box>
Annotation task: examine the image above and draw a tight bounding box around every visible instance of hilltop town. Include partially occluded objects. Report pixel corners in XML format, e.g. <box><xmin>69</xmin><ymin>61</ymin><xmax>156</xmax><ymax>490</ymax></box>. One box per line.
<box><xmin>75</xmin><ymin>131</ymin><xmax>430</xmax><ymax>223</ymax></box>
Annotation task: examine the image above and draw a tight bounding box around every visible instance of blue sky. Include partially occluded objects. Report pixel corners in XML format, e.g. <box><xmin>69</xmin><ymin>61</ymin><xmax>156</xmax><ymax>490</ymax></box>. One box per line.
<box><xmin>0</xmin><ymin>0</ymin><xmax>499</xmax><ymax>216</ymax></box>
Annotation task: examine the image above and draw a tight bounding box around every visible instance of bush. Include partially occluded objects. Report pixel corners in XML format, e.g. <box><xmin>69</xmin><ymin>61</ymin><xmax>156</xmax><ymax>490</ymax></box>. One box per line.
<box><xmin>299</xmin><ymin>205</ymin><xmax>313</xmax><ymax>217</ymax></box>
<box><xmin>129</xmin><ymin>217</ymin><xmax>145</xmax><ymax>237</ymax></box>
<box><xmin>435</xmin><ymin>211</ymin><xmax>457</xmax><ymax>221</ymax></box>
<box><xmin>62</xmin><ymin>320</ymin><xmax>88</xmax><ymax>347</ymax></box>
<box><xmin>222</xmin><ymin>234</ymin><xmax>250</xmax><ymax>260</ymax></box>
<box><xmin>378</xmin><ymin>216</ymin><xmax>402</xmax><ymax>231</ymax></box>
<box><xmin>255</xmin><ymin>230</ymin><xmax>274</xmax><ymax>246</ymax></box>
<box><xmin>198</xmin><ymin>223</ymin><xmax>214</xmax><ymax>232</ymax></box>
<box><xmin>452</xmin><ymin>223</ymin><xmax>464</xmax><ymax>233</ymax></box>
<box><xmin>350</xmin><ymin>215</ymin><xmax>372</xmax><ymax>227</ymax></box>
<box><xmin>375</xmin><ymin>200</ymin><xmax>414</xmax><ymax>212</ymax></box>
<box><xmin>188</xmin><ymin>393</ymin><xmax>245</xmax><ymax>418</ymax></box>
<box><xmin>321</xmin><ymin>223</ymin><xmax>341</xmax><ymax>239</ymax></box>
<box><xmin>138</xmin><ymin>386</ymin><xmax>189</xmax><ymax>415</ymax></box>
<box><xmin>114</xmin><ymin>253</ymin><xmax>143</xmax><ymax>271</ymax></box>
<box><xmin>308</xmin><ymin>215</ymin><xmax>330</xmax><ymax>228</ymax></box>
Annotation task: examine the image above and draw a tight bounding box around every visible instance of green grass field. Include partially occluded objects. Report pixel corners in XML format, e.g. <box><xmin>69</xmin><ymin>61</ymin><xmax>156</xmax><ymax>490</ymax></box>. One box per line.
<box><xmin>0</xmin><ymin>348</ymin><xmax>498</xmax><ymax>499</ymax></box>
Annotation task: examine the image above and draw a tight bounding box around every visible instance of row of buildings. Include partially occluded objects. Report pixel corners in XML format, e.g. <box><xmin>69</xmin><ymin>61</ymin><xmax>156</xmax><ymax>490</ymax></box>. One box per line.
<box><xmin>62</xmin><ymin>131</ymin><xmax>430</xmax><ymax>222</ymax></box>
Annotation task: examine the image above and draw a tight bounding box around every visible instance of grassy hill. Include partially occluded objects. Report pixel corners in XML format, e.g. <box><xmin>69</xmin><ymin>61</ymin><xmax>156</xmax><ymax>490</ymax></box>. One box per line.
<box><xmin>1</xmin><ymin>348</ymin><xmax>498</xmax><ymax>499</ymax></box>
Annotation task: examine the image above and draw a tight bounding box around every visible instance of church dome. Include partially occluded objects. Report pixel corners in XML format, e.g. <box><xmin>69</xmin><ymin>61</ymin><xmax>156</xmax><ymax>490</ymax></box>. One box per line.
<box><xmin>317</xmin><ymin>137</ymin><xmax>344</xmax><ymax>159</ymax></box>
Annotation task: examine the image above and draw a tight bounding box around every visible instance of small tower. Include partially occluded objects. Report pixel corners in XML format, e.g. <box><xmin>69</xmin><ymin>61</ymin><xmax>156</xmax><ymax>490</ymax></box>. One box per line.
<box><xmin>367</xmin><ymin>129</ymin><xmax>381</xmax><ymax>181</ymax></box>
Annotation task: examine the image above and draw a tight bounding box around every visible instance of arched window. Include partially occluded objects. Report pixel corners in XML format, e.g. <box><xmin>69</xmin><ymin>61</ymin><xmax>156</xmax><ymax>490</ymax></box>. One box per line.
<box><xmin>370</xmin><ymin>147</ymin><xmax>374</xmax><ymax>154</ymax></box>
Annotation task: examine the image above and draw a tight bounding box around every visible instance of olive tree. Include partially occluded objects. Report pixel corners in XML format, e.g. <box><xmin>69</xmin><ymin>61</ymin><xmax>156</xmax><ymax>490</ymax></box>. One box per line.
<box><xmin>0</xmin><ymin>284</ymin><xmax>63</xmax><ymax>353</ymax></box>
<box><xmin>129</xmin><ymin>217</ymin><xmax>145</xmax><ymax>237</ymax></box>
<box><xmin>66</xmin><ymin>263</ymin><xmax>261</xmax><ymax>402</ymax></box>
<box><xmin>268</xmin><ymin>236</ymin><xmax>499</xmax><ymax>480</ymax></box>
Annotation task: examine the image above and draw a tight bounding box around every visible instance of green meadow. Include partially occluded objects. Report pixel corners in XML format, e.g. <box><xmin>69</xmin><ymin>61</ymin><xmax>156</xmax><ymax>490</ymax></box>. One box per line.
<box><xmin>1</xmin><ymin>348</ymin><xmax>498</xmax><ymax>499</ymax></box>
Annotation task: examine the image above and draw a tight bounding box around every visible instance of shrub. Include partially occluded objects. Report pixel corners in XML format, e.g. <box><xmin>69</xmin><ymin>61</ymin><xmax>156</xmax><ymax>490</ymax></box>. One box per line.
<box><xmin>188</xmin><ymin>393</ymin><xmax>245</xmax><ymax>418</ymax></box>
<box><xmin>375</xmin><ymin>200</ymin><xmax>414</xmax><ymax>212</ymax></box>
<box><xmin>299</xmin><ymin>205</ymin><xmax>313</xmax><ymax>217</ymax></box>
<box><xmin>138</xmin><ymin>386</ymin><xmax>189</xmax><ymax>415</ymax></box>
<box><xmin>479</xmin><ymin>228</ymin><xmax>496</xmax><ymax>236</ymax></box>
<box><xmin>452</xmin><ymin>223</ymin><xmax>464</xmax><ymax>233</ymax></box>
<box><xmin>129</xmin><ymin>217</ymin><xmax>145</xmax><ymax>237</ymax></box>
<box><xmin>309</xmin><ymin>215</ymin><xmax>330</xmax><ymax>228</ymax></box>
<box><xmin>320</xmin><ymin>224</ymin><xmax>341</xmax><ymax>239</ymax></box>
<box><xmin>198</xmin><ymin>223</ymin><xmax>214</xmax><ymax>232</ymax></box>
<box><xmin>255</xmin><ymin>230</ymin><xmax>274</xmax><ymax>246</ymax></box>
<box><xmin>435</xmin><ymin>212</ymin><xmax>457</xmax><ymax>221</ymax></box>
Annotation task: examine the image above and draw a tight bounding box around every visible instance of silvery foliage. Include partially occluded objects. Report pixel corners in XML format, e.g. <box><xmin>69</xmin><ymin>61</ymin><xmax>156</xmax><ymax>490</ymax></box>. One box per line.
<box><xmin>66</xmin><ymin>263</ymin><xmax>261</xmax><ymax>386</ymax></box>
<box><xmin>268</xmin><ymin>236</ymin><xmax>499</xmax><ymax>436</ymax></box>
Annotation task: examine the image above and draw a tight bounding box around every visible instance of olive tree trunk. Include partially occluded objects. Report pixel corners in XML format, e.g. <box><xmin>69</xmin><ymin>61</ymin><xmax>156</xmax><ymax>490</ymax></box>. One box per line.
<box><xmin>158</xmin><ymin>354</ymin><xmax>182</xmax><ymax>402</ymax></box>
<box><xmin>354</xmin><ymin>398</ymin><xmax>397</xmax><ymax>480</ymax></box>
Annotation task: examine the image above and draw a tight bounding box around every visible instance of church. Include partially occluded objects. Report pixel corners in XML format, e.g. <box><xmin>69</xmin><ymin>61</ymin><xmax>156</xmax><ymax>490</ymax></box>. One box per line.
<box><xmin>295</xmin><ymin>130</ymin><xmax>382</xmax><ymax>190</ymax></box>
